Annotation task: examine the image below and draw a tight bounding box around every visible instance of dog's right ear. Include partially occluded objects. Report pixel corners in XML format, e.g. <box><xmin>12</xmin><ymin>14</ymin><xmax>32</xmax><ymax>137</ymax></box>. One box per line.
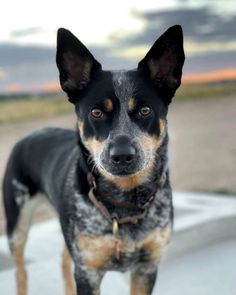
<box><xmin>138</xmin><ymin>25</ymin><xmax>185</xmax><ymax>104</ymax></box>
<box><xmin>56</xmin><ymin>28</ymin><xmax>102</xmax><ymax>102</ymax></box>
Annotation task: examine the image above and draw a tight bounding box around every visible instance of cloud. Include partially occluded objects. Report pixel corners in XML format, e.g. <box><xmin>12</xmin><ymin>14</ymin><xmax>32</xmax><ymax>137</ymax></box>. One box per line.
<box><xmin>119</xmin><ymin>7</ymin><xmax>236</xmax><ymax>47</ymax></box>
<box><xmin>1</xmin><ymin>4</ymin><xmax>236</xmax><ymax>94</ymax></box>
<box><xmin>108</xmin><ymin>6</ymin><xmax>236</xmax><ymax>75</ymax></box>
<box><xmin>185</xmin><ymin>40</ymin><xmax>236</xmax><ymax>56</ymax></box>
<box><xmin>4</xmin><ymin>83</ymin><xmax>24</xmax><ymax>94</ymax></box>
<box><xmin>0</xmin><ymin>42</ymin><xmax>137</xmax><ymax>93</ymax></box>
<box><xmin>183</xmin><ymin>68</ymin><xmax>236</xmax><ymax>83</ymax></box>
<box><xmin>10</xmin><ymin>27</ymin><xmax>43</xmax><ymax>38</ymax></box>
<box><xmin>184</xmin><ymin>50</ymin><xmax>236</xmax><ymax>73</ymax></box>
<box><xmin>0</xmin><ymin>42</ymin><xmax>138</xmax><ymax>93</ymax></box>
<box><xmin>0</xmin><ymin>44</ymin><xmax>54</xmax><ymax>67</ymax></box>
<box><xmin>0</xmin><ymin>67</ymin><xmax>8</xmax><ymax>80</ymax></box>
<box><xmin>0</xmin><ymin>44</ymin><xmax>56</xmax><ymax>92</ymax></box>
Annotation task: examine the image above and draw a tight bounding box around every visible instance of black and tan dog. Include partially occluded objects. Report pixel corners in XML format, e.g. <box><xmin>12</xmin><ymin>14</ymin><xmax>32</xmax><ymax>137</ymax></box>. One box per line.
<box><xmin>3</xmin><ymin>25</ymin><xmax>184</xmax><ymax>295</ymax></box>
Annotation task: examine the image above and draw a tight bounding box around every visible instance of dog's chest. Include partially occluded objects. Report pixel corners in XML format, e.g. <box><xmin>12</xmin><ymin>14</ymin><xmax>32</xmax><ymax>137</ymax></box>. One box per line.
<box><xmin>76</xmin><ymin>226</ymin><xmax>171</xmax><ymax>271</ymax></box>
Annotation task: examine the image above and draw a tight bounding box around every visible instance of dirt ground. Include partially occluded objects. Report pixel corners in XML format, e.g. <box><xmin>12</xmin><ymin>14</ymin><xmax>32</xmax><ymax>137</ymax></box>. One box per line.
<box><xmin>0</xmin><ymin>96</ymin><xmax>235</xmax><ymax>235</ymax></box>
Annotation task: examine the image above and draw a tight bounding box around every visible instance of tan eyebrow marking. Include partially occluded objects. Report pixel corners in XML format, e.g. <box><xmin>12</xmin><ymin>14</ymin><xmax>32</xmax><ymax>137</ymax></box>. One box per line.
<box><xmin>103</xmin><ymin>98</ymin><xmax>113</xmax><ymax>112</ymax></box>
<box><xmin>128</xmin><ymin>98</ymin><xmax>137</xmax><ymax>111</ymax></box>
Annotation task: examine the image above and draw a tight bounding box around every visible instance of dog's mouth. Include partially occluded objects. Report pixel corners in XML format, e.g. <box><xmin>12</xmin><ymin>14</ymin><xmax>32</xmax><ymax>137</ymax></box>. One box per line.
<box><xmin>97</xmin><ymin>150</ymin><xmax>153</xmax><ymax>178</ymax></box>
<box><xmin>101</xmin><ymin>166</ymin><xmax>139</xmax><ymax>177</ymax></box>
<box><xmin>99</xmin><ymin>166</ymin><xmax>142</xmax><ymax>179</ymax></box>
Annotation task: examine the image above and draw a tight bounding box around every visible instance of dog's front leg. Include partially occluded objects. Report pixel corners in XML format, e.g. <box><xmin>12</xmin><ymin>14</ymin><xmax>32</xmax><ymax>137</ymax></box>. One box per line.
<box><xmin>74</xmin><ymin>264</ymin><xmax>104</xmax><ymax>295</ymax></box>
<box><xmin>130</xmin><ymin>265</ymin><xmax>158</xmax><ymax>295</ymax></box>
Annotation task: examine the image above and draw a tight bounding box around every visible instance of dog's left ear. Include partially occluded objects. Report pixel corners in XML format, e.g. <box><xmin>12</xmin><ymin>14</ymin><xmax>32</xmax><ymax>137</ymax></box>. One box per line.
<box><xmin>138</xmin><ymin>25</ymin><xmax>185</xmax><ymax>104</ymax></box>
<box><xmin>56</xmin><ymin>28</ymin><xmax>102</xmax><ymax>103</ymax></box>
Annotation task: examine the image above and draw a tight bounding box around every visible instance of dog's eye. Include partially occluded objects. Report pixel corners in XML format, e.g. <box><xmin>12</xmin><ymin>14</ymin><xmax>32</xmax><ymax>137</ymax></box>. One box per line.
<box><xmin>139</xmin><ymin>106</ymin><xmax>152</xmax><ymax>117</ymax></box>
<box><xmin>90</xmin><ymin>108</ymin><xmax>103</xmax><ymax>118</ymax></box>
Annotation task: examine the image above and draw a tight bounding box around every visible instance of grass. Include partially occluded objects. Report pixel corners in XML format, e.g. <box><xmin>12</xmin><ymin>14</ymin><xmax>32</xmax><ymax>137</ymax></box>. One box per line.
<box><xmin>176</xmin><ymin>80</ymin><xmax>236</xmax><ymax>101</ymax></box>
<box><xmin>0</xmin><ymin>80</ymin><xmax>236</xmax><ymax>125</ymax></box>
<box><xmin>0</xmin><ymin>96</ymin><xmax>73</xmax><ymax>124</ymax></box>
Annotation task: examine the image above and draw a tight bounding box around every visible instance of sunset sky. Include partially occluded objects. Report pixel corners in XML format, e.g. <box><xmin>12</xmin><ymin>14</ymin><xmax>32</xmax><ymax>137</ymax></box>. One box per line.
<box><xmin>0</xmin><ymin>0</ymin><xmax>236</xmax><ymax>93</ymax></box>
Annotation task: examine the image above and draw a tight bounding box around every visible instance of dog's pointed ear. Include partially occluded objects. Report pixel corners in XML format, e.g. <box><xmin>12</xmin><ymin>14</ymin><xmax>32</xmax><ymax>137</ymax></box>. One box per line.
<box><xmin>56</xmin><ymin>28</ymin><xmax>102</xmax><ymax>102</ymax></box>
<box><xmin>138</xmin><ymin>25</ymin><xmax>185</xmax><ymax>104</ymax></box>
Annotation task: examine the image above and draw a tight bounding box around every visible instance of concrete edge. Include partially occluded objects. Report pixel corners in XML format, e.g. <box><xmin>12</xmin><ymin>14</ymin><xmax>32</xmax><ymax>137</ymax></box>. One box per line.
<box><xmin>164</xmin><ymin>215</ymin><xmax>236</xmax><ymax>262</ymax></box>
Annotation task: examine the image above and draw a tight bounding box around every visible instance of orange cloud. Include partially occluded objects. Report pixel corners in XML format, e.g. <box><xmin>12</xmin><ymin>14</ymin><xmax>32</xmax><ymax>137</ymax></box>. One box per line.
<box><xmin>183</xmin><ymin>68</ymin><xmax>236</xmax><ymax>84</ymax></box>
<box><xmin>39</xmin><ymin>82</ymin><xmax>61</xmax><ymax>92</ymax></box>
<box><xmin>3</xmin><ymin>81</ymin><xmax>61</xmax><ymax>94</ymax></box>
<box><xmin>4</xmin><ymin>83</ymin><xmax>24</xmax><ymax>94</ymax></box>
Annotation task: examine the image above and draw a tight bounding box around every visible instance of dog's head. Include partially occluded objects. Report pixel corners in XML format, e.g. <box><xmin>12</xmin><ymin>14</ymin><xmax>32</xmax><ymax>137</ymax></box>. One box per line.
<box><xmin>56</xmin><ymin>26</ymin><xmax>184</xmax><ymax>190</ymax></box>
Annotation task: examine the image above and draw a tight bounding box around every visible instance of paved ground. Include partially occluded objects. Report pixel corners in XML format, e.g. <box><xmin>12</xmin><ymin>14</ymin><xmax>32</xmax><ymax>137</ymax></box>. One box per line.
<box><xmin>168</xmin><ymin>95</ymin><xmax>236</xmax><ymax>193</ymax></box>
<box><xmin>158</xmin><ymin>238</ymin><xmax>236</xmax><ymax>295</ymax></box>
<box><xmin>1</xmin><ymin>192</ymin><xmax>236</xmax><ymax>294</ymax></box>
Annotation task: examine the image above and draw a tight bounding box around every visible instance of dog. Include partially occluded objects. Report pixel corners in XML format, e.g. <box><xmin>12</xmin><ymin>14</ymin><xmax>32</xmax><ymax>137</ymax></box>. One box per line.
<box><xmin>3</xmin><ymin>25</ymin><xmax>184</xmax><ymax>295</ymax></box>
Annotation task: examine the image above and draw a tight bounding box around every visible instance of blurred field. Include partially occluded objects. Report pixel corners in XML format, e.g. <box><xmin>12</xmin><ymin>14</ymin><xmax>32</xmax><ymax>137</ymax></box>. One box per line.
<box><xmin>0</xmin><ymin>95</ymin><xmax>73</xmax><ymax>124</ymax></box>
<box><xmin>176</xmin><ymin>81</ymin><xmax>236</xmax><ymax>101</ymax></box>
<box><xmin>0</xmin><ymin>81</ymin><xmax>236</xmax><ymax>125</ymax></box>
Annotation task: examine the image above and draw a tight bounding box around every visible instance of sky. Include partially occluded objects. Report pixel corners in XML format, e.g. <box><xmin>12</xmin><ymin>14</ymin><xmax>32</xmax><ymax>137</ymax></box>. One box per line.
<box><xmin>0</xmin><ymin>0</ymin><xmax>236</xmax><ymax>94</ymax></box>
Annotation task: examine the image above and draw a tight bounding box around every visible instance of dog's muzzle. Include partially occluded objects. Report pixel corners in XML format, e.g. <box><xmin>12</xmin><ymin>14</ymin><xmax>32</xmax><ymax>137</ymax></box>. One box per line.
<box><xmin>109</xmin><ymin>135</ymin><xmax>137</xmax><ymax>166</ymax></box>
<box><xmin>107</xmin><ymin>135</ymin><xmax>139</xmax><ymax>175</ymax></box>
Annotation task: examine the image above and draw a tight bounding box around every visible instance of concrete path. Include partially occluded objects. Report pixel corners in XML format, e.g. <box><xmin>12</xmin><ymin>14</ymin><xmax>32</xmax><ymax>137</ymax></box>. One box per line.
<box><xmin>0</xmin><ymin>192</ymin><xmax>236</xmax><ymax>294</ymax></box>
<box><xmin>158</xmin><ymin>238</ymin><xmax>236</xmax><ymax>295</ymax></box>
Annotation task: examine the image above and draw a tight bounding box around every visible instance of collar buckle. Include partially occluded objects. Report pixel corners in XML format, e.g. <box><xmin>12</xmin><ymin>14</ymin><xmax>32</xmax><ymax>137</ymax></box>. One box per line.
<box><xmin>112</xmin><ymin>217</ymin><xmax>119</xmax><ymax>239</ymax></box>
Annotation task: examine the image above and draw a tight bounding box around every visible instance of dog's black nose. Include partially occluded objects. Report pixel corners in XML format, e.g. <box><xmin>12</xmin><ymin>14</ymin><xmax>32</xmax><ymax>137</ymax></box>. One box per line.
<box><xmin>109</xmin><ymin>136</ymin><xmax>136</xmax><ymax>165</ymax></box>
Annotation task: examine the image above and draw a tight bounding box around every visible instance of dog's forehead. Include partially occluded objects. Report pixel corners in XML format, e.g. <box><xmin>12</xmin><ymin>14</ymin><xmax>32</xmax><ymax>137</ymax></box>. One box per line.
<box><xmin>112</xmin><ymin>71</ymin><xmax>135</xmax><ymax>104</ymax></box>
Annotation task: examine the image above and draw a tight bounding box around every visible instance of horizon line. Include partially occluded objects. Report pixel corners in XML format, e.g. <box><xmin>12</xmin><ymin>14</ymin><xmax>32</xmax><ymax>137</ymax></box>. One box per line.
<box><xmin>1</xmin><ymin>68</ymin><xmax>236</xmax><ymax>95</ymax></box>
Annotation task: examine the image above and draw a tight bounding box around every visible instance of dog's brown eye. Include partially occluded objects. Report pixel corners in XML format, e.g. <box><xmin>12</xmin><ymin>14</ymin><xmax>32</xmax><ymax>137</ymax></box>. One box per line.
<box><xmin>91</xmin><ymin>108</ymin><xmax>103</xmax><ymax>118</ymax></box>
<box><xmin>139</xmin><ymin>106</ymin><xmax>151</xmax><ymax>117</ymax></box>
